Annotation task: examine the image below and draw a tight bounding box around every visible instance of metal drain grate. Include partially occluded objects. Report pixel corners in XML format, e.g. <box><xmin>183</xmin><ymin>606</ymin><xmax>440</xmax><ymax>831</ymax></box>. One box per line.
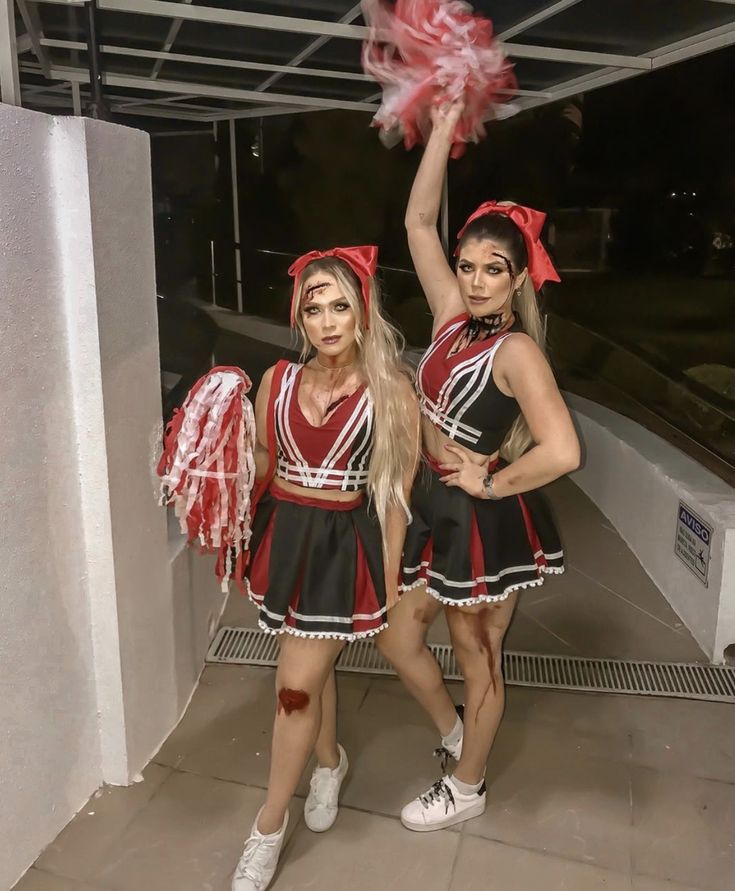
<box><xmin>207</xmin><ymin>627</ymin><xmax>735</xmax><ymax>703</ymax></box>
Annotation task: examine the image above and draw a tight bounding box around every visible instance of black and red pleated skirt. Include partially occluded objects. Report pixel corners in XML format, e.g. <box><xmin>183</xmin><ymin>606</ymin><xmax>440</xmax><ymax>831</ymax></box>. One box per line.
<box><xmin>401</xmin><ymin>457</ymin><xmax>564</xmax><ymax>606</ymax></box>
<box><xmin>244</xmin><ymin>483</ymin><xmax>387</xmax><ymax>640</ymax></box>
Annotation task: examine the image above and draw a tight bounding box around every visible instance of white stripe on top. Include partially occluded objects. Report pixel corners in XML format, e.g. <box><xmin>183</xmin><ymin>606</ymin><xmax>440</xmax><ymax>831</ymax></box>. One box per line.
<box><xmin>274</xmin><ymin>363</ymin><xmax>374</xmax><ymax>490</ymax></box>
<box><xmin>417</xmin><ymin>324</ymin><xmax>515</xmax><ymax>447</ymax></box>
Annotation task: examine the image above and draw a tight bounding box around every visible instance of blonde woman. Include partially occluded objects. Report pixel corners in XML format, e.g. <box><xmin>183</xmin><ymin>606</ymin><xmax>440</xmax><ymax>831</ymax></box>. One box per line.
<box><xmin>231</xmin><ymin>246</ymin><xmax>419</xmax><ymax>890</ymax></box>
<box><xmin>375</xmin><ymin>104</ymin><xmax>580</xmax><ymax>831</ymax></box>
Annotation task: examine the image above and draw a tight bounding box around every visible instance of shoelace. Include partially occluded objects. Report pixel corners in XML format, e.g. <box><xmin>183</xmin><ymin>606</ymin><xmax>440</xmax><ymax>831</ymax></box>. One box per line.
<box><xmin>433</xmin><ymin>745</ymin><xmax>452</xmax><ymax>774</ymax></box>
<box><xmin>419</xmin><ymin>779</ymin><xmax>456</xmax><ymax>815</ymax></box>
<box><xmin>235</xmin><ymin>833</ymin><xmax>279</xmax><ymax>882</ymax></box>
<box><xmin>310</xmin><ymin>772</ymin><xmax>340</xmax><ymax>809</ymax></box>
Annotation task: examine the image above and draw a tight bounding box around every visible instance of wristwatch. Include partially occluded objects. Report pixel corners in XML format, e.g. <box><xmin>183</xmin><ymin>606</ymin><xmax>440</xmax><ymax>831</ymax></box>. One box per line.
<box><xmin>482</xmin><ymin>473</ymin><xmax>502</xmax><ymax>500</ymax></box>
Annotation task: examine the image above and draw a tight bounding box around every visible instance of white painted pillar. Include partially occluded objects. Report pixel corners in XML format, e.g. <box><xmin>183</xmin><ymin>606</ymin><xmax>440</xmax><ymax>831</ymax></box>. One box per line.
<box><xmin>1</xmin><ymin>102</ymin><xmax>225</xmax><ymax>889</ymax></box>
<box><xmin>0</xmin><ymin>0</ymin><xmax>21</xmax><ymax>106</ymax></box>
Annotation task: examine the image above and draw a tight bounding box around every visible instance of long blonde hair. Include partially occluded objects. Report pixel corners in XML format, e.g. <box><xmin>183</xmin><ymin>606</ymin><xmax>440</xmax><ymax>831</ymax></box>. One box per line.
<box><xmin>457</xmin><ymin>205</ymin><xmax>548</xmax><ymax>463</ymax></box>
<box><xmin>500</xmin><ymin>276</ymin><xmax>545</xmax><ymax>462</ymax></box>
<box><xmin>294</xmin><ymin>258</ymin><xmax>416</xmax><ymax>537</ymax></box>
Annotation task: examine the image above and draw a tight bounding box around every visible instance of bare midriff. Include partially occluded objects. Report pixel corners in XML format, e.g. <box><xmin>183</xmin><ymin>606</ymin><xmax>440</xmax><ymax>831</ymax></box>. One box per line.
<box><xmin>421</xmin><ymin>414</ymin><xmax>499</xmax><ymax>469</ymax></box>
<box><xmin>270</xmin><ymin>476</ymin><xmax>363</xmax><ymax>503</ymax></box>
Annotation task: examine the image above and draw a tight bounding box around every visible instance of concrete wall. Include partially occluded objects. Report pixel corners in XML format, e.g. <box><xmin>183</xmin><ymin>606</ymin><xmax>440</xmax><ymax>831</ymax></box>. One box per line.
<box><xmin>568</xmin><ymin>394</ymin><xmax>735</xmax><ymax>662</ymax></box>
<box><xmin>0</xmin><ymin>105</ymin><xmax>223</xmax><ymax>889</ymax></box>
<box><xmin>84</xmin><ymin>116</ymin><xmax>179</xmax><ymax>775</ymax></box>
<box><xmin>0</xmin><ymin>105</ymin><xmax>102</xmax><ymax>891</ymax></box>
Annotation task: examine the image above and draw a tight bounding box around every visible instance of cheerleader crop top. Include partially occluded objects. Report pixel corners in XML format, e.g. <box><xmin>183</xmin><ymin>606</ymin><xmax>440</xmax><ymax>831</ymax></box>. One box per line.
<box><xmin>416</xmin><ymin>313</ymin><xmax>521</xmax><ymax>454</ymax></box>
<box><xmin>273</xmin><ymin>362</ymin><xmax>374</xmax><ymax>490</ymax></box>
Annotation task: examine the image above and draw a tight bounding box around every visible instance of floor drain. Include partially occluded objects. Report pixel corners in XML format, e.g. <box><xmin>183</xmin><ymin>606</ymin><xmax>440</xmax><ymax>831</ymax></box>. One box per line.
<box><xmin>207</xmin><ymin>627</ymin><xmax>735</xmax><ymax>703</ymax></box>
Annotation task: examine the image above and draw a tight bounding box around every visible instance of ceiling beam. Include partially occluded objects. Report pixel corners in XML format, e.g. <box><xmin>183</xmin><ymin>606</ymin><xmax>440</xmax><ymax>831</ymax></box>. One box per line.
<box><xmin>113</xmin><ymin>91</ymin><xmax>201</xmax><ymax>110</ymax></box>
<box><xmin>22</xmin><ymin>80</ymin><xmax>69</xmax><ymax>95</ymax></box>
<box><xmin>96</xmin><ymin>0</ymin><xmax>369</xmax><ymax>41</ymax></box>
<box><xmin>534</xmin><ymin>66</ymin><xmax>646</xmax><ymax>107</ymax></box>
<box><xmin>649</xmin><ymin>21</ymin><xmax>735</xmax><ymax>67</ymax></box>
<box><xmin>205</xmin><ymin>105</ymin><xmax>322</xmax><ymax>121</ymax></box>
<box><xmin>517</xmin><ymin>21</ymin><xmax>735</xmax><ymax>112</ymax></box>
<box><xmin>17</xmin><ymin>0</ymin><xmax>51</xmax><ymax>77</ymax></box>
<box><xmin>41</xmin><ymin>38</ymin><xmax>371</xmax><ymax>82</ymax></box>
<box><xmin>39</xmin><ymin>64</ymin><xmax>380</xmax><ymax>112</ymax></box>
<box><xmin>504</xmin><ymin>42</ymin><xmax>652</xmax><ymax>69</ymax></box>
<box><xmin>498</xmin><ymin>0</ymin><xmax>584</xmax><ymax>41</ymax></box>
<box><xmin>19</xmin><ymin>67</ymin><xmax>239</xmax><ymax>109</ymax></box>
<box><xmin>16</xmin><ymin>32</ymin><xmax>32</xmax><ymax>54</ymax></box>
<box><xmin>39</xmin><ymin>34</ymin><xmax>654</xmax><ymax>76</ymax></box>
<box><xmin>22</xmin><ymin>89</ymin><xmax>216</xmax><ymax>121</ymax></box>
<box><xmin>111</xmin><ymin>104</ymin><xmax>211</xmax><ymax>121</ymax></box>
<box><xmin>32</xmin><ymin>0</ymin><xmax>679</xmax><ymax>69</ymax></box>
<box><xmin>150</xmin><ymin>0</ymin><xmax>193</xmax><ymax>80</ymax></box>
<box><xmin>256</xmin><ymin>1</ymin><xmax>362</xmax><ymax>92</ymax></box>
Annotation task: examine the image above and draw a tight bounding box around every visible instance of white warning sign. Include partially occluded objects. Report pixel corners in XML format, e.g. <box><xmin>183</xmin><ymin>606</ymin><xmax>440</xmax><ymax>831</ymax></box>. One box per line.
<box><xmin>674</xmin><ymin>502</ymin><xmax>712</xmax><ymax>586</ymax></box>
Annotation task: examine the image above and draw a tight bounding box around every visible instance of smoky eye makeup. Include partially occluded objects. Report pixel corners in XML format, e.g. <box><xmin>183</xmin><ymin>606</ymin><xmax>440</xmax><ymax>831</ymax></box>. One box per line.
<box><xmin>302</xmin><ymin>297</ymin><xmax>350</xmax><ymax>317</ymax></box>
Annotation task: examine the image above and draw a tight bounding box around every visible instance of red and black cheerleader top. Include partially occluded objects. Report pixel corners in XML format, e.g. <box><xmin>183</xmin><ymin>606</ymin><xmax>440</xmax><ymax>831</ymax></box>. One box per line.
<box><xmin>417</xmin><ymin>313</ymin><xmax>522</xmax><ymax>455</ymax></box>
<box><xmin>271</xmin><ymin>362</ymin><xmax>374</xmax><ymax>491</ymax></box>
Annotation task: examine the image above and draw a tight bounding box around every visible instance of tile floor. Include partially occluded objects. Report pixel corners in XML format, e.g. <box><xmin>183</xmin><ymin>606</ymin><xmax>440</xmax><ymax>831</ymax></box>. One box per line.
<box><xmin>15</xmin><ymin>481</ymin><xmax>735</xmax><ymax>891</ymax></box>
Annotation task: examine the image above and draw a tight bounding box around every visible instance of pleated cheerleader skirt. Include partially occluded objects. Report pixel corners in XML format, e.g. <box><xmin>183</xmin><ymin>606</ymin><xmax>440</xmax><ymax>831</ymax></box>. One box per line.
<box><xmin>245</xmin><ymin>484</ymin><xmax>387</xmax><ymax>640</ymax></box>
<box><xmin>401</xmin><ymin>457</ymin><xmax>564</xmax><ymax>606</ymax></box>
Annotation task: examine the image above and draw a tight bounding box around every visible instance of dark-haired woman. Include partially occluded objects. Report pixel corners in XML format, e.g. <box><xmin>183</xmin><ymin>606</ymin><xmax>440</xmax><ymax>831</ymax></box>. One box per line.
<box><xmin>375</xmin><ymin>103</ymin><xmax>580</xmax><ymax>832</ymax></box>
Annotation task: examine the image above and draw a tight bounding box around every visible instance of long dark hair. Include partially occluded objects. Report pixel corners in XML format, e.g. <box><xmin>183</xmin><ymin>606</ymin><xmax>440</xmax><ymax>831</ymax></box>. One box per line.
<box><xmin>457</xmin><ymin>205</ymin><xmax>546</xmax><ymax>460</ymax></box>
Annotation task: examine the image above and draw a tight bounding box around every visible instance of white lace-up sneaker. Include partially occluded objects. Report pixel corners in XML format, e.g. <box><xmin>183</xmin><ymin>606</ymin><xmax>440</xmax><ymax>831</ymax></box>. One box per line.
<box><xmin>400</xmin><ymin>775</ymin><xmax>486</xmax><ymax>832</ymax></box>
<box><xmin>304</xmin><ymin>744</ymin><xmax>349</xmax><ymax>832</ymax></box>
<box><xmin>231</xmin><ymin>807</ymin><xmax>288</xmax><ymax>891</ymax></box>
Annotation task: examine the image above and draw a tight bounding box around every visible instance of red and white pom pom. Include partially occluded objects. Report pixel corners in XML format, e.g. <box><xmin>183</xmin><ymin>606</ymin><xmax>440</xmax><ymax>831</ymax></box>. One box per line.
<box><xmin>362</xmin><ymin>0</ymin><xmax>518</xmax><ymax>157</ymax></box>
<box><xmin>157</xmin><ymin>366</ymin><xmax>257</xmax><ymax>590</ymax></box>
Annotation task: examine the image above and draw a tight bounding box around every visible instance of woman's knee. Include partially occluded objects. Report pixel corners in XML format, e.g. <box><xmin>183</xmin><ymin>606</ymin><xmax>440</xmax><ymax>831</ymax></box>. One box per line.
<box><xmin>275</xmin><ymin>640</ymin><xmax>341</xmax><ymax>714</ymax></box>
<box><xmin>449</xmin><ymin>611</ymin><xmax>506</xmax><ymax>678</ymax></box>
<box><xmin>375</xmin><ymin>626</ymin><xmax>426</xmax><ymax>667</ymax></box>
<box><xmin>375</xmin><ymin>598</ymin><xmax>434</xmax><ymax>663</ymax></box>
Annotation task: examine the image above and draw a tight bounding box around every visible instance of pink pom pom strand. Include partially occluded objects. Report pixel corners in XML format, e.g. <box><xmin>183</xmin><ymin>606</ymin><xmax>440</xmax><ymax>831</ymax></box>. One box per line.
<box><xmin>158</xmin><ymin>366</ymin><xmax>257</xmax><ymax>591</ymax></box>
<box><xmin>362</xmin><ymin>0</ymin><xmax>518</xmax><ymax>157</ymax></box>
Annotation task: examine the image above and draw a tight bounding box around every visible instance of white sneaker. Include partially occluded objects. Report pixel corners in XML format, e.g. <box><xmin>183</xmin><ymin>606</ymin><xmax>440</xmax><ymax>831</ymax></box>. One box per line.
<box><xmin>401</xmin><ymin>775</ymin><xmax>486</xmax><ymax>832</ymax></box>
<box><xmin>304</xmin><ymin>744</ymin><xmax>349</xmax><ymax>832</ymax></box>
<box><xmin>232</xmin><ymin>807</ymin><xmax>288</xmax><ymax>891</ymax></box>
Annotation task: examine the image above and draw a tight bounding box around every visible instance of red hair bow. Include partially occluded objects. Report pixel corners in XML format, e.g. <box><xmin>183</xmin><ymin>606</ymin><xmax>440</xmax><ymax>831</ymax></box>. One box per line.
<box><xmin>455</xmin><ymin>201</ymin><xmax>560</xmax><ymax>290</ymax></box>
<box><xmin>287</xmin><ymin>245</ymin><xmax>378</xmax><ymax>328</ymax></box>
